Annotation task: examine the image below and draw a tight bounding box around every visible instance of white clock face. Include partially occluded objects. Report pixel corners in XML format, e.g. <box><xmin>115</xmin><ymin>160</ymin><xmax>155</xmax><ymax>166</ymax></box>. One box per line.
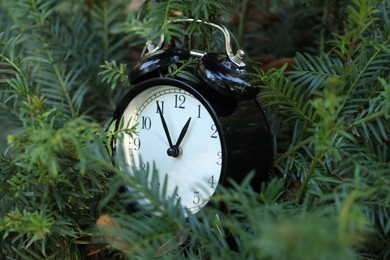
<box><xmin>116</xmin><ymin>84</ymin><xmax>223</xmax><ymax>214</ymax></box>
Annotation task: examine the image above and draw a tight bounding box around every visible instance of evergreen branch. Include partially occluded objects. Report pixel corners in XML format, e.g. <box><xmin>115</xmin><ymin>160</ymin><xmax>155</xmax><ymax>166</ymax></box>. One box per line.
<box><xmin>98</xmin><ymin>60</ymin><xmax>129</xmax><ymax>90</ymax></box>
<box><xmin>90</xmin><ymin>1</ymin><xmax>128</xmax><ymax>60</ymax></box>
<box><xmin>237</xmin><ymin>0</ymin><xmax>248</xmax><ymax>46</ymax></box>
<box><xmin>338</xmin><ymin>187</ymin><xmax>379</xmax><ymax>239</ymax></box>
<box><xmin>345</xmin><ymin>36</ymin><xmax>390</xmax><ymax>96</ymax></box>
<box><xmin>102</xmin><ymin>1</ymin><xmax>109</xmax><ymax>61</ymax></box>
<box><xmin>43</xmin><ymin>49</ymin><xmax>76</xmax><ymax>117</ymax></box>
<box><xmin>296</xmin><ymin>151</ymin><xmax>324</xmax><ymax>202</ymax></box>
<box><xmin>274</xmin><ymin>136</ymin><xmax>312</xmax><ymax>165</ymax></box>
<box><xmin>345</xmin><ymin>78</ymin><xmax>390</xmax><ymax>142</ymax></box>
<box><xmin>351</xmin><ymin>110</ymin><xmax>388</xmax><ymax>128</ymax></box>
<box><xmin>163</xmin><ymin>0</ymin><xmax>172</xmax><ymax>39</ymax></box>
<box><xmin>0</xmin><ymin>102</ymin><xmax>20</xmax><ymax>120</ymax></box>
<box><xmin>290</xmin><ymin>53</ymin><xmax>343</xmax><ymax>94</ymax></box>
<box><xmin>260</xmin><ymin>67</ymin><xmax>317</xmax><ymax>124</ymax></box>
<box><xmin>0</xmin><ymin>55</ymin><xmax>26</xmax><ymax>83</ymax></box>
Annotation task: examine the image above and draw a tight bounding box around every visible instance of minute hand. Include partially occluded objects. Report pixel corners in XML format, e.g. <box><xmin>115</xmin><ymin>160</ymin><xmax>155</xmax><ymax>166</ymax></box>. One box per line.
<box><xmin>157</xmin><ymin>102</ymin><xmax>174</xmax><ymax>148</ymax></box>
<box><xmin>175</xmin><ymin>117</ymin><xmax>192</xmax><ymax>147</ymax></box>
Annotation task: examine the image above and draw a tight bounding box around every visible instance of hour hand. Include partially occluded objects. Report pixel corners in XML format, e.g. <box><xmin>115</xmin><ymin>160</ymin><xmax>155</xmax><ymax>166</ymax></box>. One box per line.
<box><xmin>175</xmin><ymin>117</ymin><xmax>191</xmax><ymax>148</ymax></box>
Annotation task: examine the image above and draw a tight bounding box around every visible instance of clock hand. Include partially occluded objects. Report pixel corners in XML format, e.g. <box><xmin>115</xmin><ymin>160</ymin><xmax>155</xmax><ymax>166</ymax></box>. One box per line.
<box><xmin>156</xmin><ymin>133</ymin><xmax>169</xmax><ymax>146</ymax></box>
<box><xmin>175</xmin><ymin>117</ymin><xmax>192</xmax><ymax>148</ymax></box>
<box><xmin>157</xmin><ymin>102</ymin><xmax>174</xmax><ymax>148</ymax></box>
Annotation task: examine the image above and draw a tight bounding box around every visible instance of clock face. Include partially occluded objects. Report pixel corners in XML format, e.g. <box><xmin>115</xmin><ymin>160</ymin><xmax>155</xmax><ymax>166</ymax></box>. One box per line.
<box><xmin>115</xmin><ymin>81</ymin><xmax>224</xmax><ymax>214</ymax></box>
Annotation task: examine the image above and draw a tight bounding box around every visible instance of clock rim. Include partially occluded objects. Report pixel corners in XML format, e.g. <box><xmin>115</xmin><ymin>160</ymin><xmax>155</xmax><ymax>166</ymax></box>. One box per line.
<box><xmin>112</xmin><ymin>77</ymin><xmax>228</xmax><ymax>210</ymax></box>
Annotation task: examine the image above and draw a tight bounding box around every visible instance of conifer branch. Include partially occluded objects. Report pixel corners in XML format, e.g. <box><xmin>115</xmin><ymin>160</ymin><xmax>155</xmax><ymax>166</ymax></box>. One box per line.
<box><xmin>274</xmin><ymin>136</ymin><xmax>312</xmax><ymax>165</ymax></box>
<box><xmin>337</xmin><ymin>187</ymin><xmax>379</xmax><ymax>239</ymax></box>
<box><xmin>43</xmin><ymin>49</ymin><xmax>76</xmax><ymax>117</ymax></box>
<box><xmin>102</xmin><ymin>1</ymin><xmax>109</xmax><ymax>61</ymax></box>
<box><xmin>350</xmin><ymin>110</ymin><xmax>388</xmax><ymax>128</ymax></box>
<box><xmin>296</xmin><ymin>151</ymin><xmax>324</xmax><ymax>202</ymax></box>
<box><xmin>345</xmin><ymin>37</ymin><xmax>390</xmax><ymax>96</ymax></box>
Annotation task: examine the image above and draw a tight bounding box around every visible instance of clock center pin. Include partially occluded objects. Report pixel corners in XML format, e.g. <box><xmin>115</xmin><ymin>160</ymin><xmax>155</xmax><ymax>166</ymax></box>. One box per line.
<box><xmin>167</xmin><ymin>146</ymin><xmax>181</xmax><ymax>157</ymax></box>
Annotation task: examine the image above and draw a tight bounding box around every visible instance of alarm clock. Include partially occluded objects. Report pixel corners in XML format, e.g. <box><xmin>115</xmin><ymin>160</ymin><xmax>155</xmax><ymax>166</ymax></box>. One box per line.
<box><xmin>112</xmin><ymin>19</ymin><xmax>274</xmax><ymax>214</ymax></box>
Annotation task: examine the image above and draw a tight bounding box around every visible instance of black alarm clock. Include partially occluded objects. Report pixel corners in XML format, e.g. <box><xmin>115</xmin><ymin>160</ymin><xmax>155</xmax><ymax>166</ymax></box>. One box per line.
<box><xmin>112</xmin><ymin>19</ymin><xmax>273</xmax><ymax>214</ymax></box>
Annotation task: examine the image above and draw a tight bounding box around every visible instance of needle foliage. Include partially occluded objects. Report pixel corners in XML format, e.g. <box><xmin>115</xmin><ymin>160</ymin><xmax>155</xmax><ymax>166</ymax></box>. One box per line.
<box><xmin>0</xmin><ymin>0</ymin><xmax>389</xmax><ymax>259</ymax></box>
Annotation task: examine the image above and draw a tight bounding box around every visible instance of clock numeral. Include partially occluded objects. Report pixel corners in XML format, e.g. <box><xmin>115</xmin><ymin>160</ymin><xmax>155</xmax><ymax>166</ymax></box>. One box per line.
<box><xmin>211</xmin><ymin>124</ymin><xmax>218</xmax><ymax>138</ymax></box>
<box><xmin>193</xmin><ymin>191</ymin><xmax>200</xmax><ymax>204</ymax></box>
<box><xmin>141</xmin><ymin>116</ymin><xmax>151</xmax><ymax>130</ymax></box>
<box><xmin>156</xmin><ymin>101</ymin><xmax>164</xmax><ymax>114</ymax></box>
<box><xmin>133</xmin><ymin>137</ymin><xmax>141</xmax><ymax>151</ymax></box>
<box><xmin>217</xmin><ymin>151</ymin><xmax>222</xmax><ymax>165</ymax></box>
<box><xmin>208</xmin><ymin>175</ymin><xmax>216</xmax><ymax>188</ymax></box>
<box><xmin>140</xmin><ymin>162</ymin><xmax>146</xmax><ymax>172</ymax></box>
<box><xmin>174</xmin><ymin>94</ymin><xmax>186</xmax><ymax>109</ymax></box>
<box><xmin>197</xmin><ymin>105</ymin><xmax>201</xmax><ymax>118</ymax></box>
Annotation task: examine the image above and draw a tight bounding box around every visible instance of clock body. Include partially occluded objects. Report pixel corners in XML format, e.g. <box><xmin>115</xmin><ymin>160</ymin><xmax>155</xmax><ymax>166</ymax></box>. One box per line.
<box><xmin>113</xmin><ymin>77</ymin><xmax>273</xmax><ymax>214</ymax></box>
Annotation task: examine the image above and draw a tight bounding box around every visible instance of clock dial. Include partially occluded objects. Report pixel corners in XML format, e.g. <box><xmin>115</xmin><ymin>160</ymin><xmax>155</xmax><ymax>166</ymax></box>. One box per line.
<box><xmin>116</xmin><ymin>84</ymin><xmax>224</xmax><ymax>214</ymax></box>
